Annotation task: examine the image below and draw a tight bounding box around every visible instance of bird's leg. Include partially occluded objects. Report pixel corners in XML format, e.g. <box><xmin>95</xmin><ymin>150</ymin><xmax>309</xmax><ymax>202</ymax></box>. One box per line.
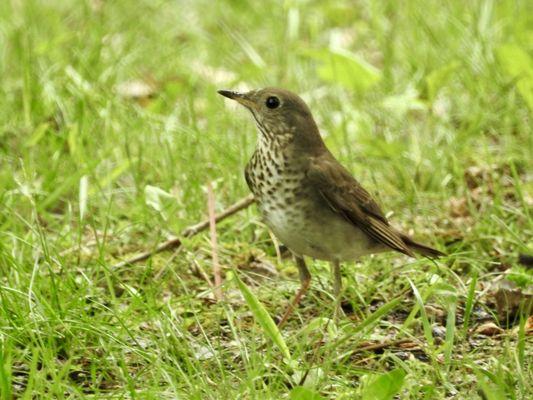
<box><xmin>331</xmin><ymin>260</ymin><xmax>343</xmax><ymax>321</ymax></box>
<box><xmin>277</xmin><ymin>255</ymin><xmax>311</xmax><ymax>328</ymax></box>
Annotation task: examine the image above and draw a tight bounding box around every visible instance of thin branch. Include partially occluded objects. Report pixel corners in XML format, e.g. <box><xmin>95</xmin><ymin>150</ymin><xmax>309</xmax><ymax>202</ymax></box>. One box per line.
<box><xmin>207</xmin><ymin>183</ymin><xmax>223</xmax><ymax>301</ymax></box>
<box><xmin>189</xmin><ymin>259</ymin><xmax>214</xmax><ymax>287</ymax></box>
<box><xmin>351</xmin><ymin>338</ymin><xmax>417</xmax><ymax>354</ymax></box>
<box><xmin>112</xmin><ymin>194</ymin><xmax>254</xmax><ymax>269</ymax></box>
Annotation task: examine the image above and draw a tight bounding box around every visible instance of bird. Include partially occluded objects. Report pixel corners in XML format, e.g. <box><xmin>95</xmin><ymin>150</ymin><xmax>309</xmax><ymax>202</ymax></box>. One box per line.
<box><xmin>218</xmin><ymin>87</ymin><xmax>444</xmax><ymax>326</ymax></box>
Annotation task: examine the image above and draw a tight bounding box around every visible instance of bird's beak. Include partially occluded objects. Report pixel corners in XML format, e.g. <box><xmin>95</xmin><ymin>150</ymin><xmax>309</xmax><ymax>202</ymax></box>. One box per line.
<box><xmin>217</xmin><ymin>90</ymin><xmax>256</xmax><ymax>109</ymax></box>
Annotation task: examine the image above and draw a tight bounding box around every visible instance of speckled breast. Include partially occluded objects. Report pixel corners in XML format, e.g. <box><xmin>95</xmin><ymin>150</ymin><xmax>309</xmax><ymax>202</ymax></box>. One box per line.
<box><xmin>244</xmin><ymin>145</ymin><xmax>309</xmax><ymax>246</ymax></box>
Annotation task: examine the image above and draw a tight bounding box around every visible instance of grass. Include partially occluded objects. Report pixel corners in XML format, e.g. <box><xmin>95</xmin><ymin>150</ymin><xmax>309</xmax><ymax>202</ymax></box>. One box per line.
<box><xmin>0</xmin><ymin>0</ymin><xmax>532</xmax><ymax>398</ymax></box>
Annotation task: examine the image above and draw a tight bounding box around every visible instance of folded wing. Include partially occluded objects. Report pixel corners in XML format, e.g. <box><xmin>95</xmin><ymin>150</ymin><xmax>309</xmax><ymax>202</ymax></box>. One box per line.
<box><xmin>307</xmin><ymin>154</ymin><xmax>416</xmax><ymax>257</ymax></box>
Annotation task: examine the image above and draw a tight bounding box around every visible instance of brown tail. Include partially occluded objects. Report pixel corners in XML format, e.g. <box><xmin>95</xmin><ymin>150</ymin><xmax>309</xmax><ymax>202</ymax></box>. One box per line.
<box><xmin>400</xmin><ymin>234</ymin><xmax>445</xmax><ymax>258</ymax></box>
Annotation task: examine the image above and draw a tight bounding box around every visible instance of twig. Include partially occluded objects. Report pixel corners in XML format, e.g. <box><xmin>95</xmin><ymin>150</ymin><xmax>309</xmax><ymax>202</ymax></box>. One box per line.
<box><xmin>112</xmin><ymin>194</ymin><xmax>254</xmax><ymax>269</ymax></box>
<box><xmin>207</xmin><ymin>183</ymin><xmax>223</xmax><ymax>301</ymax></box>
<box><xmin>351</xmin><ymin>338</ymin><xmax>416</xmax><ymax>354</ymax></box>
<box><xmin>190</xmin><ymin>259</ymin><xmax>214</xmax><ymax>287</ymax></box>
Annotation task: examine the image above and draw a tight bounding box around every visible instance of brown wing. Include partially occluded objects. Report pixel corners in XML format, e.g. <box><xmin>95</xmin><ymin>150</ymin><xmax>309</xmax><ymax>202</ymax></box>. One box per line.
<box><xmin>307</xmin><ymin>154</ymin><xmax>415</xmax><ymax>257</ymax></box>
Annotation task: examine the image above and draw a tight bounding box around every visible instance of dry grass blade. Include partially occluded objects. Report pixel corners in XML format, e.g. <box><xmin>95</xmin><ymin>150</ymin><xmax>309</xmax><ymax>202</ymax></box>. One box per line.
<box><xmin>112</xmin><ymin>194</ymin><xmax>254</xmax><ymax>268</ymax></box>
<box><xmin>351</xmin><ymin>339</ymin><xmax>416</xmax><ymax>354</ymax></box>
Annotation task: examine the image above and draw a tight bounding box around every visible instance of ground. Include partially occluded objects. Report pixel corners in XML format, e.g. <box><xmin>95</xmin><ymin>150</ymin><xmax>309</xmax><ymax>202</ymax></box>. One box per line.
<box><xmin>0</xmin><ymin>0</ymin><xmax>531</xmax><ymax>398</ymax></box>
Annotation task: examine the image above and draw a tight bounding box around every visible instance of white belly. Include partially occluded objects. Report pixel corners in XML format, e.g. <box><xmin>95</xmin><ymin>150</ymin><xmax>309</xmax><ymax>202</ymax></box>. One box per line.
<box><xmin>259</xmin><ymin>198</ymin><xmax>384</xmax><ymax>262</ymax></box>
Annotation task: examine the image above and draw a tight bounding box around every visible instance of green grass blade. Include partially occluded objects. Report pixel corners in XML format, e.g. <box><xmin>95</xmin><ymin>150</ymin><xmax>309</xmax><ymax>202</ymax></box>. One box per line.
<box><xmin>462</xmin><ymin>272</ymin><xmax>477</xmax><ymax>336</ymax></box>
<box><xmin>234</xmin><ymin>273</ymin><xmax>291</xmax><ymax>360</ymax></box>
<box><xmin>352</xmin><ymin>297</ymin><xmax>402</xmax><ymax>335</ymax></box>
<box><xmin>474</xmin><ymin>369</ymin><xmax>508</xmax><ymax>400</ymax></box>
<box><xmin>335</xmin><ymin>297</ymin><xmax>401</xmax><ymax>348</ymax></box>
<box><xmin>0</xmin><ymin>340</ymin><xmax>12</xmax><ymax>400</ymax></box>
<box><xmin>408</xmin><ymin>279</ymin><xmax>434</xmax><ymax>347</ymax></box>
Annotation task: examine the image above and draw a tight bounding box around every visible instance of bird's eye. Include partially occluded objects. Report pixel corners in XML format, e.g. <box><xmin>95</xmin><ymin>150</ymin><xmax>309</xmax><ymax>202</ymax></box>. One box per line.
<box><xmin>265</xmin><ymin>96</ymin><xmax>280</xmax><ymax>109</ymax></box>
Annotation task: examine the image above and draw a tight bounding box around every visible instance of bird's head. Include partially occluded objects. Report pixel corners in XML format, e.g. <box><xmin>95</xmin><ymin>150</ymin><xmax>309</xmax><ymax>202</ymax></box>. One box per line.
<box><xmin>218</xmin><ymin>87</ymin><xmax>324</xmax><ymax>153</ymax></box>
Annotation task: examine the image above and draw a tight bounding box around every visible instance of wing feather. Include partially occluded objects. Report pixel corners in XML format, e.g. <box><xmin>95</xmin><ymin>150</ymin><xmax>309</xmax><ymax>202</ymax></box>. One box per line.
<box><xmin>307</xmin><ymin>154</ymin><xmax>415</xmax><ymax>257</ymax></box>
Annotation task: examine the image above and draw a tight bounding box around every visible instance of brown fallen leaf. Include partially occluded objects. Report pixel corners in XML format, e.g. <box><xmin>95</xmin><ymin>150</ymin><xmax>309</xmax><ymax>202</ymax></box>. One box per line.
<box><xmin>464</xmin><ymin>165</ymin><xmax>489</xmax><ymax>190</ymax></box>
<box><xmin>464</xmin><ymin>163</ymin><xmax>513</xmax><ymax>191</ymax></box>
<box><xmin>492</xmin><ymin>279</ymin><xmax>533</xmax><ymax>322</ymax></box>
<box><xmin>512</xmin><ymin>315</ymin><xmax>533</xmax><ymax>336</ymax></box>
<box><xmin>398</xmin><ymin>341</ymin><xmax>421</xmax><ymax>350</ymax></box>
<box><xmin>424</xmin><ymin>304</ymin><xmax>446</xmax><ymax>321</ymax></box>
<box><xmin>352</xmin><ymin>339</ymin><xmax>416</xmax><ymax>353</ymax></box>
<box><xmin>448</xmin><ymin>196</ymin><xmax>470</xmax><ymax>218</ymax></box>
<box><xmin>527</xmin><ymin>316</ymin><xmax>533</xmax><ymax>335</ymax></box>
<box><xmin>474</xmin><ymin>322</ymin><xmax>504</xmax><ymax>336</ymax></box>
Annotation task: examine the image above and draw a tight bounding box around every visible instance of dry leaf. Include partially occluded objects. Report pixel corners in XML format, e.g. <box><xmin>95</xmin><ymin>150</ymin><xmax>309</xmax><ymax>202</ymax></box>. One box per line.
<box><xmin>398</xmin><ymin>341</ymin><xmax>420</xmax><ymax>350</ymax></box>
<box><xmin>425</xmin><ymin>304</ymin><xmax>446</xmax><ymax>320</ymax></box>
<box><xmin>492</xmin><ymin>279</ymin><xmax>533</xmax><ymax>321</ymax></box>
<box><xmin>526</xmin><ymin>316</ymin><xmax>533</xmax><ymax>335</ymax></box>
<box><xmin>448</xmin><ymin>196</ymin><xmax>469</xmax><ymax>218</ymax></box>
<box><xmin>474</xmin><ymin>322</ymin><xmax>504</xmax><ymax>336</ymax></box>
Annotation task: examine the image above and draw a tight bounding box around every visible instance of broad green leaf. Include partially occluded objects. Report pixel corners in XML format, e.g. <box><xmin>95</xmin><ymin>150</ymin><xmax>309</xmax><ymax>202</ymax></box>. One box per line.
<box><xmin>504</xmin><ymin>266</ymin><xmax>532</xmax><ymax>288</ymax></box>
<box><xmin>495</xmin><ymin>44</ymin><xmax>533</xmax><ymax>109</ymax></box>
<box><xmin>425</xmin><ymin>61</ymin><xmax>459</xmax><ymax>101</ymax></box>
<box><xmin>234</xmin><ymin>273</ymin><xmax>291</xmax><ymax>360</ymax></box>
<box><xmin>307</xmin><ymin>48</ymin><xmax>381</xmax><ymax>92</ymax></box>
<box><xmin>361</xmin><ymin>369</ymin><xmax>406</xmax><ymax>400</ymax></box>
<box><xmin>289</xmin><ymin>387</ymin><xmax>325</xmax><ymax>400</ymax></box>
<box><xmin>495</xmin><ymin>45</ymin><xmax>532</xmax><ymax>78</ymax></box>
<box><xmin>516</xmin><ymin>78</ymin><xmax>533</xmax><ymax>110</ymax></box>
